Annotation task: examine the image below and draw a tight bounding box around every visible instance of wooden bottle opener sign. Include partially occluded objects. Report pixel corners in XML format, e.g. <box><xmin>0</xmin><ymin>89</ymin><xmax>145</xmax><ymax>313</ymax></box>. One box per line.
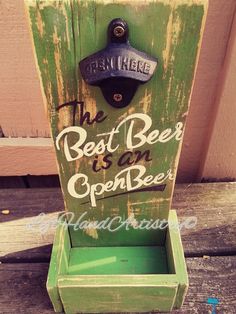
<box><xmin>25</xmin><ymin>1</ymin><xmax>207</xmax><ymax>313</ymax></box>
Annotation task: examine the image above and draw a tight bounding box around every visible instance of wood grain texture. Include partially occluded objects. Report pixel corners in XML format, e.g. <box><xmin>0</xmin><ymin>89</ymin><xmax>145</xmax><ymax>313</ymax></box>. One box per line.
<box><xmin>0</xmin><ymin>183</ymin><xmax>235</xmax><ymax>261</ymax></box>
<box><xmin>199</xmin><ymin>10</ymin><xmax>236</xmax><ymax>181</ymax></box>
<box><xmin>0</xmin><ymin>256</ymin><xmax>235</xmax><ymax>313</ymax></box>
<box><xmin>58</xmin><ymin>278</ymin><xmax>178</xmax><ymax>313</ymax></box>
<box><xmin>0</xmin><ymin>183</ymin><xmax>235</xmax><ymax>312</ymax></box>
<box><xmin>25</xmin><ymin>0</ymin><xmax>207</xmax><ymax>247</ymax></box>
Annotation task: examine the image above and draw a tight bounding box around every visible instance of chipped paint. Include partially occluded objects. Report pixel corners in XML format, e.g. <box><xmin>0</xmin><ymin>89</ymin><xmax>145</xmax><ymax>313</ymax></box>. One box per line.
<box><xmin>26</xmin><ymin>0</ymin><xmax>207</xmax><ymax>246</ymax></box>
<box><xmin>84</xmin><ymin>224</ymin><xmax>99</xmax><ymax>239</ymax></box>
<box><xmin>139</xmin><ymin>89</ymin><xmax>152</xmax><ymax>114</ymax></box>
<box><xmin>162</xmin><ymin>10</ymin><xmax>173</xmax><ymax>73</ymax></box>
<box><xmin>36</xmin><ymin>9</ymin><xmax>44</xmax><ymax>37</ymax></box>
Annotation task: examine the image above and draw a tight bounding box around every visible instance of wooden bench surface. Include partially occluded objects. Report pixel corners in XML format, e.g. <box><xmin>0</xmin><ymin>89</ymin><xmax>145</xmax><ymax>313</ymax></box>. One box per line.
<box><xmin>0</xmin><ymin>182</ymin><xmax>236</xmax><ymax>313</ymax></box>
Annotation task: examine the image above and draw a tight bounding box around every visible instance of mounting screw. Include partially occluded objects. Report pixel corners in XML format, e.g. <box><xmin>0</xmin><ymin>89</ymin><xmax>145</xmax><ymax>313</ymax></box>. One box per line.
<box><xmin>113</xmin><ymin>93</ymin><xmax>123</xmax><ymax>102</ymax></box>
<box><xmin>113</xmin><ymin>25</ymin><xmax>125</xmax><ymax>38</ymax></box>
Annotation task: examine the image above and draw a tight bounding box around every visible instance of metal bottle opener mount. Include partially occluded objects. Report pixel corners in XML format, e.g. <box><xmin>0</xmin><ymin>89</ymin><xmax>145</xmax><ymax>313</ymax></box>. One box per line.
<box><xmin>79</xmin><ymin>18</ymin><xmax>158</xmax><ymax>108</ymax></box>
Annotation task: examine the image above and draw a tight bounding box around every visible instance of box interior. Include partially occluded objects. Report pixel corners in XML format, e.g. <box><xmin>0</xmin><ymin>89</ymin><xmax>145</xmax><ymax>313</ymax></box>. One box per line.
<box><xmin>67</xmin><ymin>245</ymin><xmax>174</xmax><ymax>275</ymax></box>
<box><xmin>47</xmin><ymin>210</ymin><xmax>188</xmax><ymax>313</ymax></box>
<box><xmin>56</xmin><ymin>212</ymin><xmax>179</xmax><ymax>277</ymax></box>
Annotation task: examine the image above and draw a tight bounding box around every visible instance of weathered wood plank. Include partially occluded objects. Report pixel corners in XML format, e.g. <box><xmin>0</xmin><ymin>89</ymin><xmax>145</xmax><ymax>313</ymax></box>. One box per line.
<box><xmin>25</xmin><ymin>0</ymin><xmax>207</xmax><ymax>247</ymax></box>
<box><xmin>173</xmin><ymin>182</ymin><xmax>236</xmax><ymax>256</ymax></box>
<box><xmin>0</xmin><ymin>188</ymin><xmax>62</xmax><ymax>261</ymax></box>
<box><xmin>0</xmin><ymin>263</ymin><xmax>53</xmax><ymax>314</ymax></box>
<box><xmin>0</xmin><ymin>256</ymin><xmax>235</xmax><ymax>313</ymax></box>
<box><xmin>177</xmin><ymin>256</ymin><xmax>236</xmax><ymax>314</ymax></box>
<box><xmin>0</xmin><ymin>183</ymin><xmax>235</xmax><ymax>261</ymax></box>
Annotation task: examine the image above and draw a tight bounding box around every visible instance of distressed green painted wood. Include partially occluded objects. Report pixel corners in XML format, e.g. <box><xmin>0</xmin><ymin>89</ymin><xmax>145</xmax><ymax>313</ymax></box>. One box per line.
<box><xmin>25</xmin><ymin>0</ymin><xmax>207</xmax><ymax>247</ymax></box>
<box><xmin>46</xmin><ymin>214</ymin><xmax>70</xmax><ymax>312</ymax></box>
<box><xmin>166</xmin><ymin>210</ymin><xmax>189</xmax><ymax>308</ymax></box>
<box><xmin>59</xmin><ymin>285</ymin><xmax>178</xmax><ymax>313</ymax></box>
<box><xmin>44</xmin><ymin>210</ymin><xmax>187</xmax><ymax>313</ymax></box>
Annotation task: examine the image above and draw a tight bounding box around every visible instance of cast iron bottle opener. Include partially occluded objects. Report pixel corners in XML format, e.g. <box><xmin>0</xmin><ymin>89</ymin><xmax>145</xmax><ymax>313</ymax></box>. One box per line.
<box><xmin>79</xmin><ymin>18</ymin><xmax>158</xmax><ymax>108</ymax></box>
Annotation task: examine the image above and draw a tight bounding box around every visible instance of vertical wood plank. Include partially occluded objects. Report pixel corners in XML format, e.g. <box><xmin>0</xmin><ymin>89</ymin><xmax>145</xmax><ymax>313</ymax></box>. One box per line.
<box><xmin>0</xmin><ymin>0</ymin><xmax>50</xmax><ymax>137</ymax></box>
<box><xmin>178</xmin><ymin>0</ymin><xmax>236</xmax><ymax>182</ymax></box>
<box><xmin>199</xmin><ymin>10</ymin><xmax>236</xmax><ymax>181</ymax></box>
<box><xmin>26</xmin><ymin>0</ymin><xmax>207</xmax><ymax>247</ymax></box>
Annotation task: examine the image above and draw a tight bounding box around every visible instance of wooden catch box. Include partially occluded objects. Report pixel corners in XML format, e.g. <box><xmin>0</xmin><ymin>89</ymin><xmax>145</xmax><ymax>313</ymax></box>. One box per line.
<box><xmin>25</xmin><ymin>0</ymin><xmax>207</xmax><ymax>312</ymax></box>
<box><xmin>47</xmin><ymin>210</ymin><xmax>188</xmax><ymax>313</ymax></box>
